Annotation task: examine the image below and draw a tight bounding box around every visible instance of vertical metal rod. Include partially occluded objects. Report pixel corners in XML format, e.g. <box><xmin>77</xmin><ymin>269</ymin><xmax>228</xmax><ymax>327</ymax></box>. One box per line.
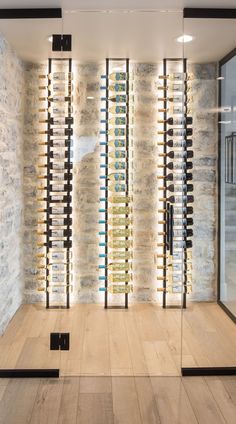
<box><xmin>183</xmin><ymin>58</ymin><xmax>187</xmax><ymax>309</ymax></box>
<box><xmin>46</xmin><ymin>58</ymin><xmax>52</xmax><ymax>309</ymax></box>
<box><xmin>162</xmin><ymin>59</ymin><xmax>167</xmax><ymax>308</ymax></box>
<box><xmin>66</xmin><ymin>58</ymin><xmax>72</xmax><ymax>309</ymax></box>
<box><xmin>125</xmin><ymin>58</ymin><xmax>129</xmax><ymax>309</ymax></box>
<box><xmin>105</xmin><ymin>58</ymin><xmax>109</xmax><ymax>309</ymax></box>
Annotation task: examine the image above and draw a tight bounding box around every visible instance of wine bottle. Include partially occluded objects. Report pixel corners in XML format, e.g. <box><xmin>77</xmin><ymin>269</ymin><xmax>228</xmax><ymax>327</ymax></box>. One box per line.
<box><xmin>157</xmin><ymin>284</ymin><xmax>192</xmax><ymax>294</ymax></box>
<box><xmin>158</xmin><ymin>206</ymin><xmax>193</xmax><ymax>215</ymax></box>
<box><xmin>37</xmin><ymin>284</ymin><xmax>73</xmax><ymax>294</ymax></box>
<box><xmin>38</xmin><ymin>139</ymin><xmax>72</xmax><ymax>148</ymax></box>
<box><xmin>39</xmin><ymin>72</ymin><xmax>73</xmax><ymax>81</ymax></box>
<box><xmin>157</xmin><ymin>139</ymin><xmax>192</xmax><ymax>148</ymax></box>
<box><xmin>100</xmin><ymin>173</ymin><xmax>125</xmax><ymax>181</ymax></box>
<box><xmin>160</xmin><ymin>195</ymin><xmax>194</xmax><ymax>204</ymax></box>
<box><xmin>36</xmin><ymin>251</ymin><xmax>70</xmax><ymax>260</ymax></box>
<box><xmin>158</xmin><ymin>106</ymin><xmax>191</xmax><ymax>114</ymax></box>
<box><xmin>38</xmin><ymin>229</ymin><xmax>72</xmax><ymax>238</ymax></box>
<box><xmin>39</xmin><ymin>128</ymin><xmax>73</xmax><ymax>136</ymax></box>
<box><xmin>108</xmin><ymin>229</ymin><xmax>132</xmax><ymax>238</ymax></box>
<box><xmin>158</xmin><ymin>95</ymin><xmax>193</xmax><ymax>103</ymax></box>
<box><xmin>37</xmin><ymin>206</ymin><xmax>72</xmax><ymax>215</ymax></box>
<box><xmin>101</xmin><ymin>105</ymin><xmax>127</xmax><ymax>114</ymax></box>
<box><xmin>39</xmin><ymin>151</ymin><xmax>69</xmax><ymax>160</ymax></box>
<box><xmin>157</xmin><ymin>263</ymin><xmax>183</xmax><ymax>272</ymax></box>
<box><xmin>101</xmin><ymin>95</ymin><xmax>128</xmax><ymax>103</ymax></box>
<box><xmin>159</xmin><ymin>72</ymin><xmax>193</xmax><ymax>81</ymax></box>
<box><xmin>158</xmin><ymin>228</ymin><xmax>193</xmax><ymax>237</ymax></box>
<box><xmin>158</xmin><ymin>184</ymin><xmax>193</xmax><ymax>192</ymax></box>
<box><xmin>101</xmin><ymin>117</ymin><xmax>126</xmax><ymax>126</ymax></box>
<box><xmin>99</xmin><ymin>251</ymin><xmax>132</xmax><ymax>260</ymax></box>
<box><xmin>156</xmin><ymin>251</ymin><xmax>191</xmax><ymax>261</ymax></box>
<box><xmin>100</xmin><ymin>83</ymin><xmax>128</xmax><ymax>92</ymax></box>
<box><xmin>100</xmin><ymin>162</ymin><xmax>126</xmax><ymax>170</ymax></box>
<box><xmin>39</xmin><ymin>106</ymin><xmax>73</xmax><ymax>114</ymax></box>
<box><xmin>39</xmin><ymin>82</ymin><xmax>72</xmax><ymax>91</ymax></box>
<box><xmin>99</xmin><ymin>239</ymin><xmax>132</xmax><ymax>248</ymax></box>
<box><xmin>158</xmin><ymin>84</ymin><xmax>192</xmax><ymax>93</ymax></box>
<box><xmin>39</xmin><ymin>96</ymin><xmax>72</xmax><ymax>102</ymax></box>
<box><xmin>100</xmin><ymin>183</ymin><xmax>126</xmax><ymax>193</ymax></box>
<box><xmin>158</xmin><ymin>117</ymin><xmax>192</xmax><ymax>125</ymax></box>
<box><xmin>100</xmin><ymin>151</ymin><xmax>126</xmax><ymax>159</ymax></box>
<box><xmin>157</xmin><ymin>240</ymin><xmax>192</xmax><ymax>248</ymax></box>
<box><xmin>99</xmin><ymin>263</ymin><xmax>131</xmax><ymax>271</ymax></box>
<box><xmin>158</xmin><ymin>162</ymin><xmax>193</xmax><ymax>170</ymax></box>
<box><xmin>99</xmin><ymin>284</ymin><xmax>133</xmax><ymax>294</ymax></box>
<box><xmin>39</xmin><ymin>117</ymin><xmax>73</xmax><ymax>125</ymax></box>
<box><xmin>38</xmin><ymin>162</ymin><xmax>72</xmax><ymax>171</ymax></box>
<box><xmin>159</xmin><ymin>151</ymin><xmax>193</xmax><ymax>159</ymax></box>
<box><xmin>108</xmin><ymin>273</ymin><xmax>132</xmax><ymax>283</ymax></box>
<box><xmin>37</xmin><ymin>195</ymin><xmax>71</xmax><ymax>203</ymax></box>
<box><xmin>38</xmin><ymin>240</ymin><xmax>72</xmax><ymax>249</ymax></box>
<box><xmin>158</xmin><ymin>217</ymin><xmax>193</xmax><ymax>226</ymax></box>
<box><xmin>108</xmin><ymin>196</ymin><xmax>131</xmax><ymax>204</ymax></box>
<box><xmin>101</xmin><ymin>72</ymin><xmax>129</xmax><ymax>81</ymax></box>
<box><xmin>158</xmin><ymin>128</ymin><xmax>192</xmax><ymax>136</ymax></box>
<box><xmin>100</xmin><ymin>128</ymin><xmax>126</xmax><ymax>136</ymax></box>
<box><xmin>38</xmin><ymin>184</ymin><xmax>72</xmax><ymax>192</ymax></box>
<box><xmin>38</xmin><ymin>218</ymin><xmax>72</xmax><ymax>226</ymax></box>
<box><xmin>157</xmin><ymin>172</ymin><xmax>192</xmax><ymax>182</ymax></box>
<box><xmin>100</xmin><ymin>139</ymin><xmax>125</xmax><ymax>148</ymax></box>
<box><xmin>99</xmin><ymin>217</ymin><xmax>132</xmax><ymax>226</ymax></box>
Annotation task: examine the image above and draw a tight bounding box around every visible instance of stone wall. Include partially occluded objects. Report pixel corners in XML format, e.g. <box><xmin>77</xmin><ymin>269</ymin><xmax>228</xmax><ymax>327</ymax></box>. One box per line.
<box><xmin>0</xmin><ymin>36</ymin><xmax>25</xmax><ymax>334</ymax></box>
<box><xmin>23</xmin><ymin>61</ymin><xmax>218</xmax><ymax>305</ymax></box>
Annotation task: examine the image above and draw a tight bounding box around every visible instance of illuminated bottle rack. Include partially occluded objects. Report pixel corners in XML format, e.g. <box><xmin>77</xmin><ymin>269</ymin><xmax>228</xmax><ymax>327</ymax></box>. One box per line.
<box><xmin>157</xmin><ymin>58</ymin><xmax>193</xmax><ymax>308</ymax></box>
<box><xmin>99</xmin><ymin>58</ymin><xmax>133</xmax><ymax>309</ymax></box>
<box><xmin>37</xmin><ymin>58</ymin><xmax>73</xmax><ymax>308</ymax></box>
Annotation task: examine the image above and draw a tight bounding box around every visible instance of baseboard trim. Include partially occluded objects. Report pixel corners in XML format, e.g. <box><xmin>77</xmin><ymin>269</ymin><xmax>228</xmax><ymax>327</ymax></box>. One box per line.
<box><xmin>182</xmin><ymin>367</ymin><xmax>236</xmax><ymax>376</ymax></box>
<box><xmin>0</xmin><ymin>369</ymin><xmax>59</xmax><ymax>378</ymax></box>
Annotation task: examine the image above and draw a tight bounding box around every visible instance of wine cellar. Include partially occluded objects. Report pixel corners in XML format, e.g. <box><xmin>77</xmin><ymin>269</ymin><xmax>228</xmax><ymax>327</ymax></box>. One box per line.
<box><xmin>0</xmin><ymin>5</ymin><xmax>236</xmax><ymax>391</ymax></box>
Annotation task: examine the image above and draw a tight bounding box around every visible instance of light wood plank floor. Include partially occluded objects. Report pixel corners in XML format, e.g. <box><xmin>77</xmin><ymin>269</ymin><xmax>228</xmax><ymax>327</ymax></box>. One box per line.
<box><xmin>0</xmin><ymin>376</ymin><xmax>235</xmax><ymax>423</ymax></box>
<box><xmin>0</xmin><ymin>302</ymin><xmax>235</xmax><ymax>376</ymax></box>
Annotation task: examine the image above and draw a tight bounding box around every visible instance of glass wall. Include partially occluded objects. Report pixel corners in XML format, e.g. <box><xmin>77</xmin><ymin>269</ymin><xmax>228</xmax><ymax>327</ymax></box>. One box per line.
<box><xmin>181</xmin><ymin>15</ymin><xmax>236</xmax><ymax>371</ymax></box>
<box><xmin>219</xmin><ymin>52</ymin><xmax>236</xmax><ymax>321</ymax></box>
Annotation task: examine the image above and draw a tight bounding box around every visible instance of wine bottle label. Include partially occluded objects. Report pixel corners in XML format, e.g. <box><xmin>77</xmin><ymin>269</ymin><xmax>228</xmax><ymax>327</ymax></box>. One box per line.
<box><xmin>108</xmin><ymin>196</ymin><xmax>131</xmax><ymax>204</ymax></box>
<box><xmin>108</xmin><ymin>206</ymin><xmax>131</xmax><ymax>215</ymax></box>
<box><xmin>108</xmin><ymin>218</ymin><xmax>132</xmax><ymax>226</ymax></box>
<box><xmin>108</xmin><ymin>273</ymin><xmax>132</xmax><ymax>283</ymax></box>
<box><xmin>109</xmin><ymin>239</ymin><xmax>132</xmax><ymax>248</ymax></box>
<box><xmin>108</xmin><ymin>229</ymin><xmax>132</xmax><ymax>238</ymax></box>
<box><xmin>108</xmin><ymin>251</ymin><xmax>132</xmax><ymax>260</ymax></box>
<box><xmin>99</xmin><ymin>284</ymin><xmax>133</xmax><ymax>294</ymax></box>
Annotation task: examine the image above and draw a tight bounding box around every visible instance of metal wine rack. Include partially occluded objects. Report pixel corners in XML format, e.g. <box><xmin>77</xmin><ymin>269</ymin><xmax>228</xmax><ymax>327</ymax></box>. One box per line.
<box><xmin>99</xmin><ymin>58</ymin><xmax>133</xmax><ymax>309</ymax></box>
<box><xmin>37</xmin><ymin>58</ymin><xmax>73</xmax><ymax>308</ymax></box>
<box><xmin>157</xmin><ymin>58</ymin><xmax>193</xmax><ymax>309</ymax></box>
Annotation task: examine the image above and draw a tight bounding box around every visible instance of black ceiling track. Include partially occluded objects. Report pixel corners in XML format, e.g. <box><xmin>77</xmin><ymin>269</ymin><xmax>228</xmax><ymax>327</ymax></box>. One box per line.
<box><xmin>0</xmin><ymin>8</ymin><xmax>62</xmax><ymax>19</ymax></box>
<box><xmin>184</xmin><ymin>8</ymin><xmax>236</xmax><ymax>19</ymax></box>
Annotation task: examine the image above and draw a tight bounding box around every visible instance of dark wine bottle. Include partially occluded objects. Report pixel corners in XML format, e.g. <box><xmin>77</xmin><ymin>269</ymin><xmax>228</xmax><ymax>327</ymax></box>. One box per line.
<box><xmin>158</xmin><ymin>117</ymin><xmax>192</xmax><ymax>125</ymax></box>
<box><xmin>158</xmin><ymin>139</ymin><xmax>192</xmax><ymax>148</ymax></box>
<box><xmin>157</xmin><ymin>172</ymin><xmax>192</xmax><ymax>181</ymax></box>
<box><xmin>39</xmin><ymin>117</ymin><xmax>74</xmax><ymax>125</ymax></box>
<box><xmin>159</xmin><ymin>184</ymin><xmax>193</xmax><ymax>192</ymax></box>
<box><xmin>160</xmin><ymin>150</ymin><xmax>193</xmax><ymax>159</ymax></box>
<box><xmin>160</xmin><ymin>195</ymin><xmax>194</xmax><ymax>204</ymax></box>
<box><xmin>158</xmin><ymin>128</ymin><xmax>192</xmax><ymax>136</ymax></box>
<box><xmin>158</xmin><ymin>162</ymin><xmax>193</xmax><ymax>170</ymax></box>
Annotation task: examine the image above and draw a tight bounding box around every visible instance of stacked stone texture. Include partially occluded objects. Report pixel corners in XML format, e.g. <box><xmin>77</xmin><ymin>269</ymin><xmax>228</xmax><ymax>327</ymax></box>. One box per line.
<box><xmin>0</xmin><ymin>37</ymin><xmax>25</xmax><ymax>334</ymax></box>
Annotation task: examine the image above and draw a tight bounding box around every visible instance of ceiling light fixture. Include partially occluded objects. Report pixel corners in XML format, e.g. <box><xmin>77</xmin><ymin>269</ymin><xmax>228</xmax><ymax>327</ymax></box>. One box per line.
<box><xmin>87</xmin><ymin>96</ymin><xmax>94</xmax><ymax>100</ymax></box>
<box><xmin>217</xmin><ymin>76</ymin><xmax>224</xmax><ymax>80</ymax></box>
<box><xmin>176</xmin><ymin>34</ymin><xmax>193</xmax><ymax>43</ymax></box>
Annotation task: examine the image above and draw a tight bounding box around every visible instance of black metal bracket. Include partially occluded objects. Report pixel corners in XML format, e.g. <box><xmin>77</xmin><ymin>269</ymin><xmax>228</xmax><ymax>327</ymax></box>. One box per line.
<box><xmin>50</xmin><ymin>333</ymin><xmax>70</xmax><ymax>351</ymax></box>
<box><xmin>52</xmin><ymin>35</ymin><xmax>72</xmax><ymax>52</ymax></box>
<box><xmin>0</xmin><ymin>8</ymin><xmax>62</xmax><ymax>19</ymax></box>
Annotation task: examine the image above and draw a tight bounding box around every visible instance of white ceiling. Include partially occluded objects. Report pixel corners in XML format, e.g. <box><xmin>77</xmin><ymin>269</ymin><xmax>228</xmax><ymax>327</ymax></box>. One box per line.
<box><xmin>0</xmin><ymin>1</ymin><xmax>235</xmax><ymax>62</ymax></box>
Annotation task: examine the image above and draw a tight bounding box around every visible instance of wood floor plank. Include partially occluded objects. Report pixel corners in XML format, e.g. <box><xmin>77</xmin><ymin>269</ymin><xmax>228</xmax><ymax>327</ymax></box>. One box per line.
<box><xmin>220</xmin><ymin>376</ymin><xmax>236</xmax><ymax>404</ymax></box>
<box><xmin>77</xmin><ymin>393</ymin><xmax>114</xmax><ymax>424</ymax></box>
<box><xmin>112</xmin><ymin>377</ymin><xmax>142</xmax><ymax>424</ymax></box>
<box><xmin>0</xmin><ymin>379</ymin><xmax>40</xmax><ymax>424</ymax></box>
<box><xmin>124</xmin><ymin>310</ymin><xmax>148</xmax><ymax>375</ymax></box>
<box><xmin>29</xmin><ymin>378</ymin><xmax>64</xmax><ymax>424</ymax></box>
<box><xmin>80</xmin><ymin>377</ymin><xmax>112</xmax><ymax>394</ymax></box>
<box><xmin>108</xmin><ymin>311</ymin><xmax>133</xmax><ymax>376</ymax></box>
<box><xmin>151</xmin><ymin>376</ymin><xmax>198</xmax><ymax>424</ymax></box>
<box><xmin>57</xmin><ymin>377</ymin><xmax>80</xmax><ymax>424</ymax></box>
<box><xmin>134</xmin><ymin>377</ymin><xmax>161</xmax><ymax>424</ymax></box>
<box><xmin>182</xmin><ymin>377</ymin><xmax>226</xmax><ymax>424</ymax></box>
<box><xmin>205</xmin><ymin>377</ymin><xmax>236</xmax><ymax>424</ymax></box>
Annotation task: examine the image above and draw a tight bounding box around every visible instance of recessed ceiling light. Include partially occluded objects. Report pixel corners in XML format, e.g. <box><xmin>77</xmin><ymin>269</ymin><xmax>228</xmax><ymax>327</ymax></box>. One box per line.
<box><xmin>48</xmin><ymin>36</ymin><xmax>53</xmax><ymax>43</ymax></box>
<box><xmin>87</xmin><ymin>96</ymin><xmax>94</xmax><ymax>100</ymax></box>
<box><xmin>176</xmin><ymin>34</ymin><xmax>193</xmax><ymax>43</ymax></box>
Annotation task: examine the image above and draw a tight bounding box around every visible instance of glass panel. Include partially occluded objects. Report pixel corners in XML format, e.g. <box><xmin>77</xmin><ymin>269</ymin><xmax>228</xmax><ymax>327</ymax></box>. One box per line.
<box><xmin>182</xmin><ymin>17</ymin><xmax>236</xmax><ymax>370</ymax></box>
<box><xmin>220</xmin><ymin>55</ymin><xmax>236</xmax><ymax>319</ymax></box>
<box><xmin>0</xmin><ymin>8</ymin><xmax>185</xmax><ymax>376</ymax></box>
